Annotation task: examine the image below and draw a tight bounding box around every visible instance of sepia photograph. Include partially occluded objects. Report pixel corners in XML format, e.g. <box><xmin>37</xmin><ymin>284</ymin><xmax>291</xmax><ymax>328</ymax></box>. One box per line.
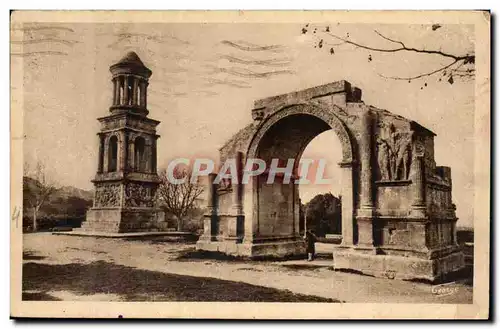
<box><xmin>10</xmin><ymin>10</ymin><xmax>490</xmax><ymax>319</ymax></box>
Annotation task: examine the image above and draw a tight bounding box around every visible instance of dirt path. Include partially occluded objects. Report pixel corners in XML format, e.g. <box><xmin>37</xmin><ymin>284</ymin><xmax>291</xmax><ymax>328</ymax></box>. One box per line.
<box><xmin>22</xmin><ymin>233</ymin><xmax>473</xmax><ymax>303</ymax></box>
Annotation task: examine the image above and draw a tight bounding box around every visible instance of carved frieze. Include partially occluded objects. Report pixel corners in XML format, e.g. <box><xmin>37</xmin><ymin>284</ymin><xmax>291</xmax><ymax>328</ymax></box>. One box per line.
<box><xmin>100</xmin><ymin>118</ymin><xmax>126</xmax><ymax>131</ymax></box>
<box><xmin>124</xmin><ymin>182</ymin><xmax>155</xmax><ymax>207</ymax></box>
<box><xmin>376</xmin><ymin>123</ymin><xmax>413</xmax><ymax>181</ymax></box>
<box><xmin>94</xmin><ymin>183</ymin><xmax>121</xmax><ymax>207</ymax></box>
<box><xmin>126</xmin><ymin>118</ymin><xmax>156</xmax><ymax>132</ymax></box>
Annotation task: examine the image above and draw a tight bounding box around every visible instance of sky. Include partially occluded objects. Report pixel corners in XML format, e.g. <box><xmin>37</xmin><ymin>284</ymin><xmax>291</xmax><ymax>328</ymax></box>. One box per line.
<box><xmin>13</xmin><ymin>22</ymin><xmax>476</xmax><ymax>227</ymax></box>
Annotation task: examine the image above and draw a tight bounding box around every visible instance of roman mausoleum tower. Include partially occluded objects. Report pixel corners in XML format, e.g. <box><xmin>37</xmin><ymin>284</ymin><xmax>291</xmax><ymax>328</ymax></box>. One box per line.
<box><xmin>82</xmin><ymin>52</ymin><xmax>163</xmax><ymax>233</ymax></box>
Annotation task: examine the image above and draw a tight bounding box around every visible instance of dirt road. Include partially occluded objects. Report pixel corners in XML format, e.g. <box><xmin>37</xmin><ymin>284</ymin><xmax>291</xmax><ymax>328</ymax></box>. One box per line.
<box><xmin>21</xmin><ymin>233</ymin><xmax>473</xmax><ymax>303</ymax></box>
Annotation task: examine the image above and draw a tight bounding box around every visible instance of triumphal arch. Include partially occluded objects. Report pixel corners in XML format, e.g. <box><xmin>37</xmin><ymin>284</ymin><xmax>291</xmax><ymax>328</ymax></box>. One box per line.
<box><xmin>197</xmin><ymin>80</ymin><xmax>465</xmax><ymax>281</ymax></box>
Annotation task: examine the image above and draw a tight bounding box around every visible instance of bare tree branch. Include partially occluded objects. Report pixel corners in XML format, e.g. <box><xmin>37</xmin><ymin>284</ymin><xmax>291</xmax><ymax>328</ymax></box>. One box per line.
<box><xmin>157</xmin><ymin>167</ymin><xmax>204</xmax><ymax>231</ymax></box>
<box><xmin>23</xmin><ymin>161</ymin><xmax>59</xmax><ymax>231</ymax></box>
<box><xmin>377</xmin><ymin>59</ymin><xmax>460</xmax><ymax>81</ymax></box>
<box><xmin>303</xmin><ymin>24</ymin><xmax>475</xmax><ymax>83</ymax></box>
<box><xmin>373</xmin><ymin>30</ymin><xmax>406</xmax><ymax>48</ymax></box>
<box><xmin>324</xmin><ymin>29</ymin><xmax>470</xmax><ymax>61</ymax></box>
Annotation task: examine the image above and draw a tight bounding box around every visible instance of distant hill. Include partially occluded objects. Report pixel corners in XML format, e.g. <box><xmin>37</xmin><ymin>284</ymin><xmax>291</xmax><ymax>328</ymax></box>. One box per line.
<box><xmin>57</xmin><ymin>185</ymin><xmax>94</xmax><ymax>200</ymax></box>
<box><xmin>23</xmin><ymin>176</ymin><xmax>93</xmax><ymax>223</ymax></box>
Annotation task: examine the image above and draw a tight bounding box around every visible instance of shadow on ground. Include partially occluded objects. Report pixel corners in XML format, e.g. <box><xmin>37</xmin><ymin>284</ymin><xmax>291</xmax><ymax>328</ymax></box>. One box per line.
<box><xmin>23</xmin><ymin>251</ymin><xmax>46</xmax><ymax>261</ymax></box>
<box><xmin>406</xmin><ymin>265</ymin><xmax>474</xmax><ymax>286</ymax></box>
<box><xmin>22</xmin><ymin>292</ymin><xmax>62</xmax><ymax>301</ymax></box>
<box><xmin>22</xmin><ymin>261</ymin><xmax>338</xmax><ymax>302</ymax></box>
<box><xmin>175</xmin><ymin>249</ymin><xmax>307</xmax><ymax>263</ymax></box>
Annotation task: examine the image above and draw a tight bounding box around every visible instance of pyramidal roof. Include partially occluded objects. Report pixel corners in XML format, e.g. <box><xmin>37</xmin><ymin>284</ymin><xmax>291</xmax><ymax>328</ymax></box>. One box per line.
<box><xmin>116</xmin><ymin>51</ymin><xmax>145</xmax><ymax>66</ymax></box>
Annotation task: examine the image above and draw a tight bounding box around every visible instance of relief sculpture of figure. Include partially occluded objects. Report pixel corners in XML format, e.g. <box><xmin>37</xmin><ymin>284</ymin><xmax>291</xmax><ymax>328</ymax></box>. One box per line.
<box><xmin>125</xmin><ymin>183</ymin><xmax>154</xmax><ymax>207</ymax></box>
<box><xmin>398</xmin><ymin>134</ymin><xmax>413</xmax><ymax>180</ymax></box>
<box><xmin>378</xmin><ymin>123</ymin><xmax>414</xmax><ymax>181</ymax></box>
<box><xmin>377</xmin><ymin>138</ymin><xmax>391</xmax><ymax>180</ymax></box>
<box><xmin>393</xmin><ymin>131</ymin><xmax>413</xmax><ymax>180</ymax></box>
<box><xmin>387</xmin><ymin>124</ymin><xmax>400</xmax><ymax>179</ymax></box>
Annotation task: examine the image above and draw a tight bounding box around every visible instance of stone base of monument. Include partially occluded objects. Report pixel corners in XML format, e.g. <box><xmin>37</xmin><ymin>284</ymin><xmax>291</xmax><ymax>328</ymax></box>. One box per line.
<box><xmin>196</xmin><ymin>238</ymin><xmax>306</xmax><ymax>259</ymax></box>
<box><xmin>81</xmin><ymin>207</ymin><xmax>166</xmax><ymax>233</ymax></box>
<box><xmin>332</xmin><ymin>246</ymin><xmax>465</xmax><ymax>282</ymax></box>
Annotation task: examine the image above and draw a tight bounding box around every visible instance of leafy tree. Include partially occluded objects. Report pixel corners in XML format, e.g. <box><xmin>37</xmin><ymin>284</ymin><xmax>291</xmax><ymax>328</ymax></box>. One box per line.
<box><xmin>304</xmin><ymin>193</ymin><xmax>341</xmax><ymax>237</ymax></box>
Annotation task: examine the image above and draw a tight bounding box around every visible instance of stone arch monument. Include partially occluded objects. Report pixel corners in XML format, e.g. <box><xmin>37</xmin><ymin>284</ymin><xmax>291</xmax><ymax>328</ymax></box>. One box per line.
<box><xmin>197</xmin><ymin>80</ymin><xmax>464</xmax><ymax>281</ymax></box>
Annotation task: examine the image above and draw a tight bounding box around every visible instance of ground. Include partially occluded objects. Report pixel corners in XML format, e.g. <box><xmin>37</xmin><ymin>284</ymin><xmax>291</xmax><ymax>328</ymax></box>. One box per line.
<box><xmin>22</xmin><ymin>233</ymin><xmax>472</xmax><ymax>303</ymax></box>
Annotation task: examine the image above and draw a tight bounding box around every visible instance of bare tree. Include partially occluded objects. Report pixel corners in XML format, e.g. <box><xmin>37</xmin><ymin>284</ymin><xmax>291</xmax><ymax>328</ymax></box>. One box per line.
<box><xmin>23</xmin><ymin>161</ymin><xmax>59</xmax><ymax>232</ymax></box>
<box><xmin>157</xmin><ymin>167</ymin><xmax>204</xmax><ymax>231</ymax></box>
<box><xmin>301</xmin><ymin>24</ymin><xmax>475</xmax><ymax>86</ymax></box>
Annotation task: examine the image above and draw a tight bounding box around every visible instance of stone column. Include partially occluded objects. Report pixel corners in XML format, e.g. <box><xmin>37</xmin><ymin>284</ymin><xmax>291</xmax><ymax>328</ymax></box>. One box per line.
<box><xmin>147</xmin><ymin>141</ymin><xmax>153</xmax><ymax>173</ymax></box>
<box><xmin>242</xmin><ymin>175</ymin><xmax>257</xmax><ymax>244</ymax></box>
<box><xmin>139</xmin><ymin>81</ymin><xmax>146</xmax><ymax>107</ymax></box>
<box><xmin>119</xmin><ymin>131</ymin><xmax>128</xmax><ymax>172</ymax></box>
<box><xmin>360</xmin><ymin>110</ymin><xmax>374</xmax><ymax>210</ymax></box>
<box><xmin>152</xmin><ymin>136</ymin><xmax>158</xmax><ymax>173</ymax></box>
<box><xmin>410</xmin><ymin>151</ymin><xmax>427</xmax><ymax>218</ymax></box>
<box><xmin>200</xmin><ymin>173</ymin><xmax>218</xmax><ymax>241</ymax></box>
<box><xmin>339</xmin><ymin>161</ymin><xmax>354</xmax><ymax>246</ymax></box>
<box><xmin>293</xmin><ymin>179</ymin><xmax>300</xmax><ymax>237</ymax></box>
<box><xmin>123</xmin><ymin>75</ymin><xmax>129</xmax><ymax>105</ymax></box>
<box><xmin>132</xmin><ymin>78</ymin><xmax>139</xmax><ymax>106</ymax></box>
<box><xmin>119</xmin><ymin>76</ymin><xmax>125</xmax><ymax>105</ymax></box>
<box><xmin>97</xmin><ymin>134</ymin><xmax>105</xmax><ymax>173</ymax></box>
<box><xmin>128</xmin><ymin>137</ymin><xmax>135</xmax><ymax>171</ymax></box>
<box><xmin>112</xmin><ymin>78</ymin><xmax>118</xmax><ymax>105</ymax></box>
<box><xmin>227</xmin><ymin>152</ymin><xmax>244</xmax><ymax>241</ymax></box>
<box><xmin>451</xmin><ymin>204</ymin><xmax>458</xmax><ymax>246</ymax></box>
<box><xmin>357</xmin><ymin>110</ymin><xmax>375</xmax><ymax>248</ymax></box>
<box><xmin>103</xmin><ymin>136</ymin><xmax>109</xmax><ymax>173</ymax></box>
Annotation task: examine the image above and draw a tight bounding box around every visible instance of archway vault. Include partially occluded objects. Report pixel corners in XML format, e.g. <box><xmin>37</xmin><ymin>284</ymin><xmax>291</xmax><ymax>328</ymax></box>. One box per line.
<box><xmin>247</xmin><ymin>103</ymin><xmax>355</xmax><ymax>165</ymax></box>
<box><xmin>245</xmin><ymin>103</ymin><xmax>357</xmax><ymax>249</ymax></box>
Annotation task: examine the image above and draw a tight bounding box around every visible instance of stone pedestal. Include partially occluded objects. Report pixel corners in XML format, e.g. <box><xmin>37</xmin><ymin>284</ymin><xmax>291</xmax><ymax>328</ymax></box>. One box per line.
<box><xmin>333</xmin><ymin>246</ymin><xmax>465</xmax><ymax>281</ymax></box>
<box><xmin>82</xmin><ymin>207</ymin><xmax>165</xmax><ymax>233</ymax></box>
<box><xmin>197</xmin><ymin>238</ymin><xmax>306</xmax><ymax>259</ymax></box>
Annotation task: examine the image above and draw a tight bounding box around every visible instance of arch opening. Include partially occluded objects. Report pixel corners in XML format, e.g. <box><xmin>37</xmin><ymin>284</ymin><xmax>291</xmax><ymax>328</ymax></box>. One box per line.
<box><xmin>134</xmin><ymin>136</ymin><xmax>146</xmax><ymax>172</ymax></box>
<box><xmin>107</xmin><ymin>135</ymin><xmax>118</xmax><ymax>172</ymax></box>
<box><xmin>299</xmin><ymin>130</ymin><xmax>343</xmax><ymax>239</ymax></box>
<box><xmin>252</xmin><ymin>112</ymin><xmax>352</xmax><ymax>242</ymax></box>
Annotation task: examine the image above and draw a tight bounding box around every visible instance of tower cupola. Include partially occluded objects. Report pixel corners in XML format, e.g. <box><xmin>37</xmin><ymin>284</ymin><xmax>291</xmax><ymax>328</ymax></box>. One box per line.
<box><xmin>109</xmin><ymin>51</ymin><xmax>152</xmax><ymax>116</ymax></box>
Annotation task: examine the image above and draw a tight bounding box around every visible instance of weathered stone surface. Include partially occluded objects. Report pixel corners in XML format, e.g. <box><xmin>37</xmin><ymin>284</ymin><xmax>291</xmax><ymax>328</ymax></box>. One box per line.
<box><xmin>82</xmin><ymin>208</ymin><xmax>166</xmax><ymax>233</ymax></box>
<box><xmin>83</xmin><ymin>52</ymin><xmax>164</xmax><ymax>234</ymax></box>
<box><xmin>333</xmin><ymin>247</ymin><xmax>464</xmax><ymax>282</ymax></box>
<box><xmin>196</xmin><ymin>239</ymin><xmax>306</xmax><ymax>259</ymax></box>
<box><xmin>198</xmin><ymin>80</ymin><xmax>464</xmax><ymax>280</ymax></box>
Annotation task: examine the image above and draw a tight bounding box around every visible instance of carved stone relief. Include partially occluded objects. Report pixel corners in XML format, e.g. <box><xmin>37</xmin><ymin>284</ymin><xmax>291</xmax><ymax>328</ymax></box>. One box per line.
<box><xmin>94</xmin><ymin>183</ymin><xmax>121</xmax><ymax>207</ymax></box>
<box><xmin>124</xmin><ymin>182</ymin><xmax>155</xmax><ymax>207</ymax></box>
<box><xmin>377</xmin><ymin>123</ymin><xmax>413</xmax><ymax>181</ymax></box>
<box><xmin>126</xmin><ymin>118</ymin><xmax>156</xmax><ymax>132</ymax></box>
